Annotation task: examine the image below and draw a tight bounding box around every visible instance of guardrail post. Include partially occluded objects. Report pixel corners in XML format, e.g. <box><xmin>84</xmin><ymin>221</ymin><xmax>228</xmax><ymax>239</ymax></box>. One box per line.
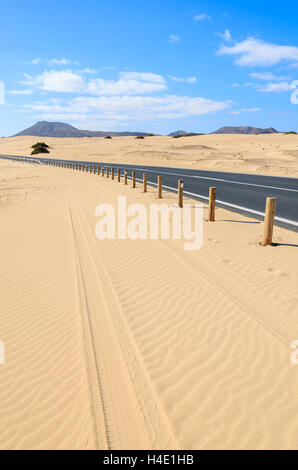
<box><xmin>262</xmin><ymin>198</ymin><xmax>276</xmax><ymax>246</ymax></box>
<box><xmin>124</xmin><ymin>171</ymin><xmax>128</xmax><ymax>185</ymax></box>
<box><xmin>106</xmin><ymin>167</ymin><xmax>109</xmax><ymax>178</ymax></box>
<box><xmin>98</xmin><ymin>165</ymin><xmax>100</xmax><ymax>175</ymax></box>
<box><xmin>102</xmin><ymin>167</ymin><xmax>104</xmax><ymax>177</ymax></box>
<box><xmin>178</xmin><ymin>180</ymin><xmax>184</xmax><ymax>208</ymax></box>
<box><xmin>143</xmin><ymin>173</ymin><xmax>147</xmax><ymax>193</ymax></box>
<box><xmin>208</xmin><ymin>187</ymin><xmax>216</xmax><ymax>222</ymax></box>
<box><xmin>132</xmin><ymin>171</ymin><xmax>136</xmax><ymax>188</ymax></box>
<box><xmin>117</xmin><ymin>169</ymin><xmax>121</xmax><ymax>182</ymax></box>
<box><xmin>158</xmin><ymin>176</ymin><xmax>162</xmax><ymax>199</ymax></box>
<box><xmin>111</xmin><ymin>168</ymin><xmax>114</xmax><ymax>180</ymax></box>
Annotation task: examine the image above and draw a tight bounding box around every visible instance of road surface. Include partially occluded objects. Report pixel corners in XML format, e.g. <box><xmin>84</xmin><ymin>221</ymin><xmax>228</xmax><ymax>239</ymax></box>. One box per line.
<box><xmin>1</xmin><ymin>154</ymin><xmax>298</xmax><ymax>232</ymax></box>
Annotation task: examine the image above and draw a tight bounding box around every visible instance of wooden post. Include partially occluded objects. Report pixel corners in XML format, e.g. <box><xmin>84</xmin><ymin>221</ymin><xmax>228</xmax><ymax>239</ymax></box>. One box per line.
<box><xmin>178</xmin><ymin>180</ymin><xmax>184</xmax><ymax>208</ymax></box>
<box><xmin>98</xmin><ymin>166</ymin><xmax>100</xmax><ymax>175</ymax></box>
<box><xmin>106</xmin><ymin>167</ymin><xmax>109</xmax><ymax>178</ymax></box>
<box><xmin>208</xmin><ymin>187</ymin><xmax>216</xmax><ymax>222</ymax></box>
<box><xmin>102</xmin><ymin>167</ymin><xmax>104</xmax><ymax>177</ymax></box>
<box><xmin>143</xmin><ymin>173</ymin><xmax>147</xmax><ymax>193</ymax></box>
<box><xmin>90</xmin><ymin>165</ymin><xmax>92</xmax><ymax>173</ymax></box>
<box><xmin>262</xmin><ymin>198</ymin><xmax>276</xmax><ymax>246</ymax></box>
<box><xmin>124</xmin><ymin>171</ymin><xmax>128</xmax><ymax>185</ymax></box>
<box><xmin>132</xmin><ymin>171</ymin><xmax>136</xmax><ymax>188</ymax></box>
<box><xmin>117</xmin><ymin>169</ymin><xmax>121</xmax><ymax>182</ymax></box>
<box><xmin>94</xmin><ymin>165</ymin><xmax>96</xmax><ymax>174</ymax></box>
<box><xmin>111</xmin><ymin>168</ymin><xmax>114</xmax><ymax>180</ymax></box>
<box><xmin>158</xmin><ymin>176</ymin><xmax>162</xmax><ymax>199</ymax></box>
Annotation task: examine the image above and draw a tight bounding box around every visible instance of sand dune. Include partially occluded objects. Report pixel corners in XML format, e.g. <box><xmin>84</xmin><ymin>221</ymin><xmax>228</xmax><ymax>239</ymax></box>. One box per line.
<box><xmin>0</xmin><ymin>157</ymin><xmax>297</xmax><ymax>449</ymax></box>
<box><xmin>1</xmin><ymin>133</ymin><xmax>298</xmax><ymax>176</ymax></box>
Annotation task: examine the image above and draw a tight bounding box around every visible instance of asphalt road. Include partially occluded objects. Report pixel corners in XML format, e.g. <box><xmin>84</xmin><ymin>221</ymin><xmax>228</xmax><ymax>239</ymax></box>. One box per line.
<box><xmin>1</xmin><ymin>154</ymin><xmax>298</xmax><ymax>232</ymax></box>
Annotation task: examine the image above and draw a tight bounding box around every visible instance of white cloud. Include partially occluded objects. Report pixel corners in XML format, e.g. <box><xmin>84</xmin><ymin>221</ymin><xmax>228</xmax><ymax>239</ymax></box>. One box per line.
<box><xmin>9</xmin><ymin>89</ymin><xmax>33</xmax><ymax>95</ymax></box>
<box><xmin>24</xmin><ymin>94</ymin><xmax>229</xmax><ymax>123</ymax></box>
<box><xmin>168</xmin><ymin>75</ymin><xmax>197</xmax><ymax>83</ymax></box>
<box><xmin>119</xmin><ymin>72</ymin><xmax>165</xmax><ymax>83</ymax></box>
<box><xmin>78</xmin><ymin>68</ymin><xmax>98</xmax><ymax>74</ymax></box>
<box><xmin>218</xmin><ymin>37</ymin><xmax>298</xmax><ymax>66</ymax></box>
<box><xmin>21</xmin><ymin>70</ymin><xmax>85</xmax><ymax>93</ymax></box>
<box><xmin>216</xmin><ymin>29</ymin><xmax>232</xmax><ymax>42</ymax></box>
<box><xmin>249</xmin><ymin>72</ymin><xmax>290</xmax><ymax>81</ymax></box>
<box><xmin>32</xmin><ymin>58</ymin><xmax>41</xmax><ymax>65</ymax></box>
<box><xmin>48</xmin><ymin>58</ymin><xmax>79</xmax><ymax>66</ymax></box>
<box><xmin>230</xmin><ymin>107</ymin><xmax>262</xmax><ymax>114</ymax></box>
<box><xmin>194</xmin><ymin>14</ymin><xmax>211</xmax><ymax>21</ymax></box>
<box><xmin>168</xmin><ymin>35</ymin><xmax>180</xmax><ymax>43</ymax></box>
<box><xmin>231</xmin><ymin>83</ymin><xmax>240</xmax><ymax>87</ymax></box>
<box><xmin>249</xmin><ymin>72</ymin><xmax>276</xmax><ymax>81</ymax></box>
<box><xmin>256</xmin><ymin>82</ymin><xmax>292</xmax><ymax>92</ymax></box>
<box><xmin>86</xmin><ymin>73</ymin><xmax>166</xmax><ymax>95</ymax></box>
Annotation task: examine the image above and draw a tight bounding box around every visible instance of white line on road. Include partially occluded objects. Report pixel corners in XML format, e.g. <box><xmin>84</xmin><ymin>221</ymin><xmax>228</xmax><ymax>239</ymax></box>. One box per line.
<box><xmin>132</xmin><ymin>167</ymin><xmax>298</xmax><ymax>193</ymax></box>
<box><xmin>133</xmin><ymin>176</ymin><xmax>298</xmax><ymax>228</ymax></box>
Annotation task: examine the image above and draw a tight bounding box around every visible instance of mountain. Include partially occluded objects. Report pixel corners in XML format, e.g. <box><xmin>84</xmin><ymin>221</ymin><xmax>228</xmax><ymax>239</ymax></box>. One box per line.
<box><xmin>14</xmin><ymin>121</ymin><xmax>149</xmax><ymax>138</ymax></box>
<box><xmin>212</xmin><ymin>126</ymin><xmax>278</xmax><ymax>135</ymax></box>
<box><xmin>167</xmin><ymin>130</ymin><xmax>204</xmax><ymax>137</ymax></box>
<box><xmin>168</xmin><ymin>130</ymin><xmax>188</xmax><ymax>137</ymax></box>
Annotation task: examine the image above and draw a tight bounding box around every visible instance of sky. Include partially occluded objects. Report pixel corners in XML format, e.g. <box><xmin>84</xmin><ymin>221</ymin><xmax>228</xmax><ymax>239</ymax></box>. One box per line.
<box><xmin>0</xmin><ymin>0</ymin><xmax>297</xmax><ymax>136</ymax></box>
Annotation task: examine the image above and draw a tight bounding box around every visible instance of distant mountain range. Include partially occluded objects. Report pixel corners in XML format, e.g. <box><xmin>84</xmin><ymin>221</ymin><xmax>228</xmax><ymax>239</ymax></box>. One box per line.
<box><xmin>167</xmin><ymin>130</ymin><xmax>204</xmax><ymax>137</ymax></box>
<box><xmin>212</xmin><ymin>126</ymin><xmax>278</xmax><ymax>135</ymax></box>
<box><xmin>14</xmin><ymin>121</ymin><xmax>149</xmax><ymax>138</ymax></box>
<box><xmin>13</xmin><ymin>121</ymin><xmax>279</xmax><ymax>138</ymax></box>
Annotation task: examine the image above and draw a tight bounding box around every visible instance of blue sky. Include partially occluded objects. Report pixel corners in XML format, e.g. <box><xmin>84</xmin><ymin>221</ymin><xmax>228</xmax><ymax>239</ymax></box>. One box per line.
<box><xmin>0</xmin><ymin>0</ymin><xmax>297</xmax><ymax>135</ymax></box>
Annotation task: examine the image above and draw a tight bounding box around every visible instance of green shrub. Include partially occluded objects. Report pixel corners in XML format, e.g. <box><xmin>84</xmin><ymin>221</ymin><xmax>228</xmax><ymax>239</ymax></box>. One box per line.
<box><xmin>31</xmin><ymin>142</ymin><xmax>50</xmax><ymax>155</ymax></box>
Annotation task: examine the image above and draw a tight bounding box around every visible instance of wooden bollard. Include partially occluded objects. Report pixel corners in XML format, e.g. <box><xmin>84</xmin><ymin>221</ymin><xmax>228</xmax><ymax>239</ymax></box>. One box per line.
<box><xmin>111</xmin><ymin>168</ymin><xmax>114</xmax><ymax>180</ymax></box>
<box><xmin>98</xmin><ymin>166</ymin><xmax>101</xmax><ymax>175</ymax></box>
<box><xmin>90</xmin><ymin>165</ymin><xmax>92</xmax><ymax>173</ymax></box>
<box><xmin>143</xmin><ymin>173</ymin><xmax>147</xmax><ymax>193</ymax></box>
<box><xmin>158</xmin><ymin>176</ymin><xmax>162</xmax><ymax>199</ymax></box>
<box><xmin>178</xmin><ymin>180</ymin><xmax>184</xmax><ymax>208</ymax></box>
<box><xmin>117</xmin><ymin>169</ymin><xmax>121</xmax><ymax>182</ymax></box>
<box><xmin>208</xmin><ymin>187</ymin><xmax>216</xmax><ymax>222</ymax></box>
<box><xmin>132</xmin><ymin>171</ymin><xmax>136</xmax><ymax>188</ymax></box>
<box><xmin>262</xmin><ymin>197</ymin><xmax>276</xmax><ymax>245</ymax></box>
<box><xmin>106</xmin><ymin>167</ymin><xmax>109</xmax><ymax>178</ymax></box>
<box><xmin>94</xmin><ymin>165</ymin><xmax>96</xmax><ymax>174</ymax></box>
<box><xmin>124</xmin><ymin>171</ymin><xmax>128</xmax><ymax>185</ymax></box>
<box><xmin>102</xmin><ymin>167</ymin><xmax>104</xmax><ymax>177</ymax></box>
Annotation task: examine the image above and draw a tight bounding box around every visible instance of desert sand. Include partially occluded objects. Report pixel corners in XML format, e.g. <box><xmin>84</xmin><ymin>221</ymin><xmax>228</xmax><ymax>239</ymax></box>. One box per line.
<box><xmin>0</xmin><ymin>133</ymin><xmax>298</xmax><ymax>176</ymax></box>
<box><xmin>0</xmin><ymin>138</ymin><xmax>298</xmax><ymax>450</ymax></box>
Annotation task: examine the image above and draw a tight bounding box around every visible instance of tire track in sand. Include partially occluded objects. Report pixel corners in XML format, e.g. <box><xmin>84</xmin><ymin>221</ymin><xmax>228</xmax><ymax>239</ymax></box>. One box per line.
<box><xmin>67</xmin><ymin>189</ymin><xmax>177</xmax><ymax>450</ymax></box>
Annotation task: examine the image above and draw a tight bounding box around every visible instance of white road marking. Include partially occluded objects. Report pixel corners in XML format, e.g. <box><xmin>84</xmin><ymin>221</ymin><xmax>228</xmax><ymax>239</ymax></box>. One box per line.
<box><xmin>133</xmin><ymin>176</ymin><xmax>298</xmax><ymax>228</ymax></box>
<box><xmin>132</xmin><ymin>166</ymin><xmax>298</xmax><ymax>193</ymax></box>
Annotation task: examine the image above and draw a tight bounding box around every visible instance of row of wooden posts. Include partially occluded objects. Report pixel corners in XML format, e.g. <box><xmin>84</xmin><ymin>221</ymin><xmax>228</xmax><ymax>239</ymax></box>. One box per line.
<box><xmin>47</xmin><ymin>160</ymin><xmax>277</xmax><ymax>245</ymax></box>
<box><xmin>46</xmin><ymin>160</ymin><xmax>219</xmax><ymax>222</ymax></box>
<box><xmin>38</xmin><ymin>158</ymin><xmax>275</xmax><ymax>245</ymax></box>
